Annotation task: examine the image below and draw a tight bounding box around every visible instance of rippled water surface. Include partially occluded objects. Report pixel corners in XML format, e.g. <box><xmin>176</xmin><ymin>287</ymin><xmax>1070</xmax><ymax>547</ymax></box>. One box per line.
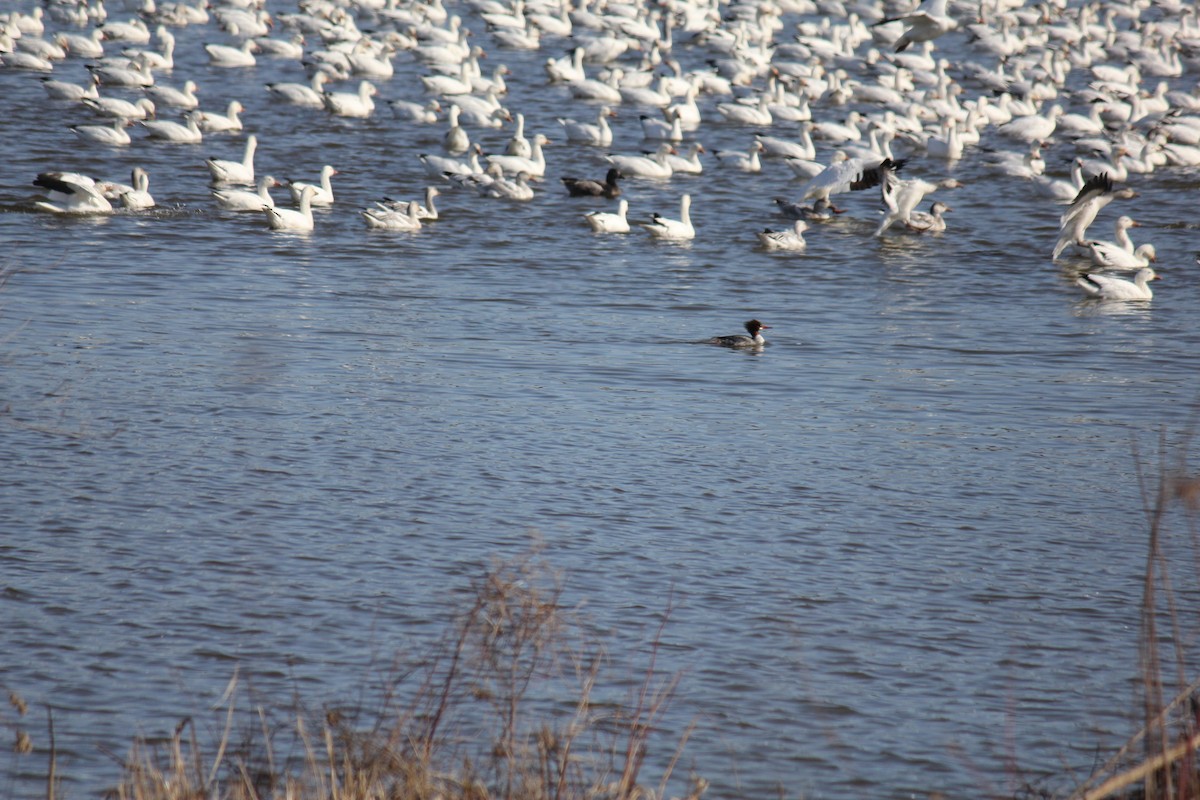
<box><xmin>4</xmin><ymin>0</ymin><xmax>1200</xmax><ymax>796</ymax></box>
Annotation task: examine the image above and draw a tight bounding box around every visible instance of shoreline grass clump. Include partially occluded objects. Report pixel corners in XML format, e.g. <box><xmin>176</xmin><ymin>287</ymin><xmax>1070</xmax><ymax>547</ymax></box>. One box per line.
<box><xmin>1064</xmin><ymin>430</ymin><xmax>1200</xmax><ymax>800</ymax></box>
<box><xmin>4</xmin><ymin>550</ymin><xmax>705</xmax><ymax>800</ymax></box>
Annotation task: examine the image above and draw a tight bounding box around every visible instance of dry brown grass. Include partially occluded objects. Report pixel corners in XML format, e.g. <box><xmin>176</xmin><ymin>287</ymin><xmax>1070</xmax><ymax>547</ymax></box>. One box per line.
<box><xmin>5</xmin><ymin>550</ymin><xmax>706</xmax><ymax>800</ymax></box>
<box><xmin>1066</xmin><ymin>430</ymin><xmax>1200</xmax><ymax>800</ymax></box>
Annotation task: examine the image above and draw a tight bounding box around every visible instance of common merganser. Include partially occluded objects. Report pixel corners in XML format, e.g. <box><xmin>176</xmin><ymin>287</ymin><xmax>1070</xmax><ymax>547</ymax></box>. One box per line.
<box><xmin>709</xmin><ymin>320</ymin><xmax>770</xmax><ymax>347</ymax></box>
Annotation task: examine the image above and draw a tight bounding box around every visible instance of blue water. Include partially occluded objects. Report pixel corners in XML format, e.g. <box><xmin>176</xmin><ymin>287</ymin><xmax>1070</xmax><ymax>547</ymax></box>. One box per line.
<box><xmin>3</xmin><ymin>0</ymin><xmax>1200</xmax><ymax>796</ymax></box>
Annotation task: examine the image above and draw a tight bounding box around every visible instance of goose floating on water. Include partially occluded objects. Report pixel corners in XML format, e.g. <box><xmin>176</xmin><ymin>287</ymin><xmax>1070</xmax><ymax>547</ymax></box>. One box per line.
<box><xmin>206</xmin><ymin>134</ymin><xmax>257</xmax><ymax>185</ymax></box>
<box><xmin>905</xmin><ymin>201</ymin><xmax>952</xmax><ymax>233</ymax></box>
<box><xmin>72</xmin><ymin>119</ymin><xmax>133</xmax><ymax>146</ymax></box>
<box><xmin>641</xmin><ymin>193</ymin><xmax>694</xmax><ymax>240</ymax></box>
<box><xmin>213</xmin><ymin>175</ymin><xmax>281</xmax><ymax>211</ymax></box>
<box><xmin>142</xmin><ymin>113</ymin><xmax>203</xmax><ymax>143</ymax></box>
<box><xmin>265</xmin><ymin>185</ymin><xmax>318</xmax><ymax>232</ymax></box>
<box><xmin>1076</xmin><ymin>268</ymin><xmax>1159</xmax><ymax>301</ymax></box>
<box><xmin>195</xmin><ymin>100</ymin><xmax>245</xmax><ymax>133</ymax></box>
<box><xmin>606</xmin><ymin>142</ymin><xmax>675</xmax><ymax>179</ymax></box>
<box><xmin>31</xmin><ymin>172</ymin><xmax>113</xmax><ymax>214</ymax></box>
<box><xmin>561</xmin><ymin>168</ymin><xmax>622</xmax><ymax>198</ymax></box>
<box><xmin>756</xmin><ymin>220</ymin><xmax>808</xmax><ymax>250</ymax></box>
<box><xmin>289</xmin><ymin>165</ymin><xmax>338</xmax><ymax>206</ymax></box>
<box><xmin>584</xmin><ymin>199</ymin><xmax>630</xmax><ymax>233</ymax></box>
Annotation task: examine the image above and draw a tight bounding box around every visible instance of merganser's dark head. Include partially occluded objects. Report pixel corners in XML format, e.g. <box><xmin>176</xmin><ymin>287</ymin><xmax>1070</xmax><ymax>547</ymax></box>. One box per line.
<box><xmin>745</xmin><ymin>319</ymin><xmax>770</xmax><ymax>335</ymax></box>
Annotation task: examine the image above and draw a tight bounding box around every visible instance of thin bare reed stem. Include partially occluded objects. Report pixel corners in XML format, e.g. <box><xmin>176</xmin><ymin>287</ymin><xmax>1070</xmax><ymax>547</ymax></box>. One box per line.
<box><xmin>207</xmin><ymin>671</ymin><xmax>240</xmax><ymax>788</ymax></box>
<box><xmin>655</xmin><ymin>720</ymin><xmax>696</xmax><ymax>800</ymax></box>
<box><xmin>257</xmin><ymin>705</ymin><xmax>275</xmax><ymax>785</ymax></box>
<box><xmin>323</xmin><ymin>723</ymin><xmax>338</xmax><ymax>800</ymax></box>
<box><xmin>424</xmin><ymin>593</ymin><xmax>487</xmax><ymax>761</ymax></box>
<box><xmin>45</xmin><ymin>707</ymin><xmax>55</xmax><ymax>800</ymax></box>
<box><xmin>617</xmin><ymin>594</ymin><xmax>680</xmax><ymax>800</ymax></box>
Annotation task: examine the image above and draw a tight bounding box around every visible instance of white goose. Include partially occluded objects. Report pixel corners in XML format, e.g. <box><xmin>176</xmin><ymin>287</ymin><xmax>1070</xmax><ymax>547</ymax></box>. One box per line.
<box><xmin>925</xmin><ymin>119</ymin><xmax>963</xmax><ymax>160</ymax></box>
<box><xmin>873</xmin><ymin>0</ymin><xmax>958</xmax><ymax>52</ymax></box>
<box><xmin>640</xmin><ymin>108</ymin><xmax>682</xmax><ymax>142</ymax></box>
<box><xmin>458</xmin><ymin>104</ymin><xmax>510</xmax><ymax>128</ymax></box>
<box><xmin>125</xmin><ymin>27</ymin><xmax>174</xmax><ymax>70</ymax></box>
<box><xmin>362</xmin><ymin>200</ymin><xmax>423</xmax><ymax>231</ymax></box>
<box><xmin>545</xmin><ymin>47</ymin><xmax>585</xmax><ymax>83</ymax></box>
<box><xmin>755</xmin><ymin>130</ymin><xmax>815</xmax><ymax>160</ymax></box>
<box><xmin>100</xmin><ymin>17</ymin><xmax>151</xmax><ymax>44</ymax></box>
<box><xmin>141</xmin><ymin>112</ymin><xmax>203</xmax><ymax>143</ymax></box>
<box><xmin>1076</xmin><ymin>267</ymin><xmax>1159</xmax><ymax>300</ymax></box>
<box><xmin>480</xmin><ymin>171</ymin><xmax>535</xmax><ymax>201</ymax></box>
<box><xmin>31</xmin><ymin>172</ymin><xmax>113</xmax><ymax>214</ymax></box>
<box><xmin>55</xmin><ymin>30</ymin><xmax>106</xmax><ymax>59</ymax></box>
<box><xmin>205</xmin><ymin>39</ymin><xmax>257</xmax><ymax>67</ymax></box>
<box><xmin>205</xmin><ymin>135</ymin><xmax>257</xmax><ymax>185</ymax></box>
<box><xmin>289</xmin><ymin>165</ymin><xmax>338</xmax><ymax>206</ymax></box>
<box><xmin>716</xmin><ymin>94</ymin><xmax>773</xmax><ymax>126</ymax></box>
<box><xmin>1089</xmin><ymin>242</ymin><xmax>1156</xmax><ymax>270</ymax></box>
<box><xmin>568</xmin><ymin>68</ymin><xmax>623</xmax><ymax>104</ymax></box>
<box><xmin>620</xmin><ymin>75</ymin><xmax>672</xmax><ymax>108</ymax></box>
<box><xmin>606</xmin><ymin>142</ymin><xmax>674</xmax><ymax>179</ymax></box>
<box><xmin>1084</xmin><ymin>215</ymin><xmax>1138</xmax><ymax>260</ymax></box>
<box><xmin>213</xmin><ymin>175</ymin><xmax>281</xmax><ymax>211</ymax></box>
<box><xmin>195</xmin><ymin>99</ymin><xmax>245</xmax><ymax>133</ymax></box>
<box><xmin>265</xmin><ymin>185</ymin><xmax>317</xmax><ymax>232</ymax></box>
<box><xmin>420</xmin><ymin>66</ymin><xmax>473</xmax><ymax>96</ymax></box>
<box><xmin>905</xmin><ymin>200</ymin><xmax>952</xmax><ymax>232</ymax></box>
<box><xmin>558</xmin><ymin>106</ymin><xmax>615</xmax><ymax>146</ymax></box>
<box><xmin>323</xmin><ymin>80</ymin><xmax>377</xmax><ymax>118</ymax></box>
<box><xmin>415</xmin><ymin>186</ymin><xmax>440</xmax><ymax>220</ymax></box>
<box><xmin>875</xmin><ymin>172</ymin><xmax>944</xmax><ymax>237</ymax></box>
<box><xmin>254</xmin><ymin>34</ymin><xmax>305</xmax><ymax>60</ymax></box>
<box><xmin>641</xmin><ymin>193</ymin><xmax>694</xmax><ymax>240</ymax></box>
<box><xmin>666</xmin><ymin>82</ymin><xmax>702</xmax><ymax>130</ymax></box>
<box><xmin>1052</xmin><ymin>173</ymin><xmax>1138</xmax><ymax>260</ymax></box>
<box><xmin>41</xmin><ymin>75</ymin><xmax>101</xmax><ymax>101</ymax></box>
<box><xmin>87</xmin><ymin>60</ymin><xmax>155</xmax><ymax>87</ymax></box>
<box><xmin>998</xmin><ymin>104</ymin><xmax>1063</xmax><ymax>144</ymax></box>
<box><xmin>72</xmin><ymin>119</ymin><xmax>133</xmax><ymax>146</ymax></box>
<box><xmin>798</xmin><ymin>155</ymin><xmax>895</xmax><ymax>203</ymax></box>
<box><xmin>486</xmin><ymin>133</ymin><xmax>548</xmax><ymax>177</ymax></box>
<box><xmin>584</xmin><ymin>199</ymin><xmax>630</xmax><ymax>233</ymax></box>
<box><xmin>715</xmin><ymin>140</ymin><xmax>765</xmax><ymax>172</ymax></box>
<box><xmin>419</xmin><ymin>145</ymin><xmax>484</xmax><ymax>178</ymax></box>
<box><xmin>389</xmin><ymin>97</ymin><xmax>442</xmax><ymax>124</ymax></box>
<box><xmin>665</xmin><ymin>143</ymin><xmax>705</xmax><ymax>175</ymax></box>
<box><xmin>442</xmin><ymin>103</ymin><xmax>470</xmax><ymax>154</ymax></box>
<box><xmin>83</xmin><ymin>96</ymin><xmax>156</xmax><ymax>120</ymax></box>
<box><xmin>146</xmin><ymin>79</ymin><xmax>200</xmax><ymax>110</ymax></box>
<box><xmin>117</xmin><ymin>167</ymin><xmax>155</xmax><ymax>209</ymax></box>
<box><xmin>810</xmin><ymin>110</ymin><xmax>864</xmax><ymax>143</ymax></box>
<box><xmin>504</xmin><ymin>112</ymin><xmax>531</xmax><ymax>157</ymax></box>
<box><xmin>1032</xmin><ymin>158</ymin><xmax>1086</xmax><ymax>202</ymax></box>
<box><xmin>370</xmin><ymin>187</ymin><xmax>441</xmax><ymax>221</ymax></box>
<box><xmin>756</xmin><ymin>220</ymin><xmax>807</xmax><ymax>250</ymax></box>
<box><xmin>266</xmin><ymin>72</ymin><xmax>328</xmax><ymax>108</ymax></box>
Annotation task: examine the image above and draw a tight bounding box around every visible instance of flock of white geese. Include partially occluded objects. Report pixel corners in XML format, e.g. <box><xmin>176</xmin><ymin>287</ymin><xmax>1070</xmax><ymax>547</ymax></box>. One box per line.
<box><xmin>2</xmin><ymin>0</ymin><xmax>1199</xmax><ymax>302</ymax></box>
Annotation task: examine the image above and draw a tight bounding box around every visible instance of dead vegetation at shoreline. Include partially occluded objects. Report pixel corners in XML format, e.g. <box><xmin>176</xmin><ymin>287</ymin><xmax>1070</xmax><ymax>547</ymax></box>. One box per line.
<box><xmin>4</xmin><ymin>551</ymin><xmax>705</xmax><ymax>800</ymax></box>
<box><xmin>1060</xmin><ymin>431</ymin><xmax>1200</xmax><ymax>800</ymax></box>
